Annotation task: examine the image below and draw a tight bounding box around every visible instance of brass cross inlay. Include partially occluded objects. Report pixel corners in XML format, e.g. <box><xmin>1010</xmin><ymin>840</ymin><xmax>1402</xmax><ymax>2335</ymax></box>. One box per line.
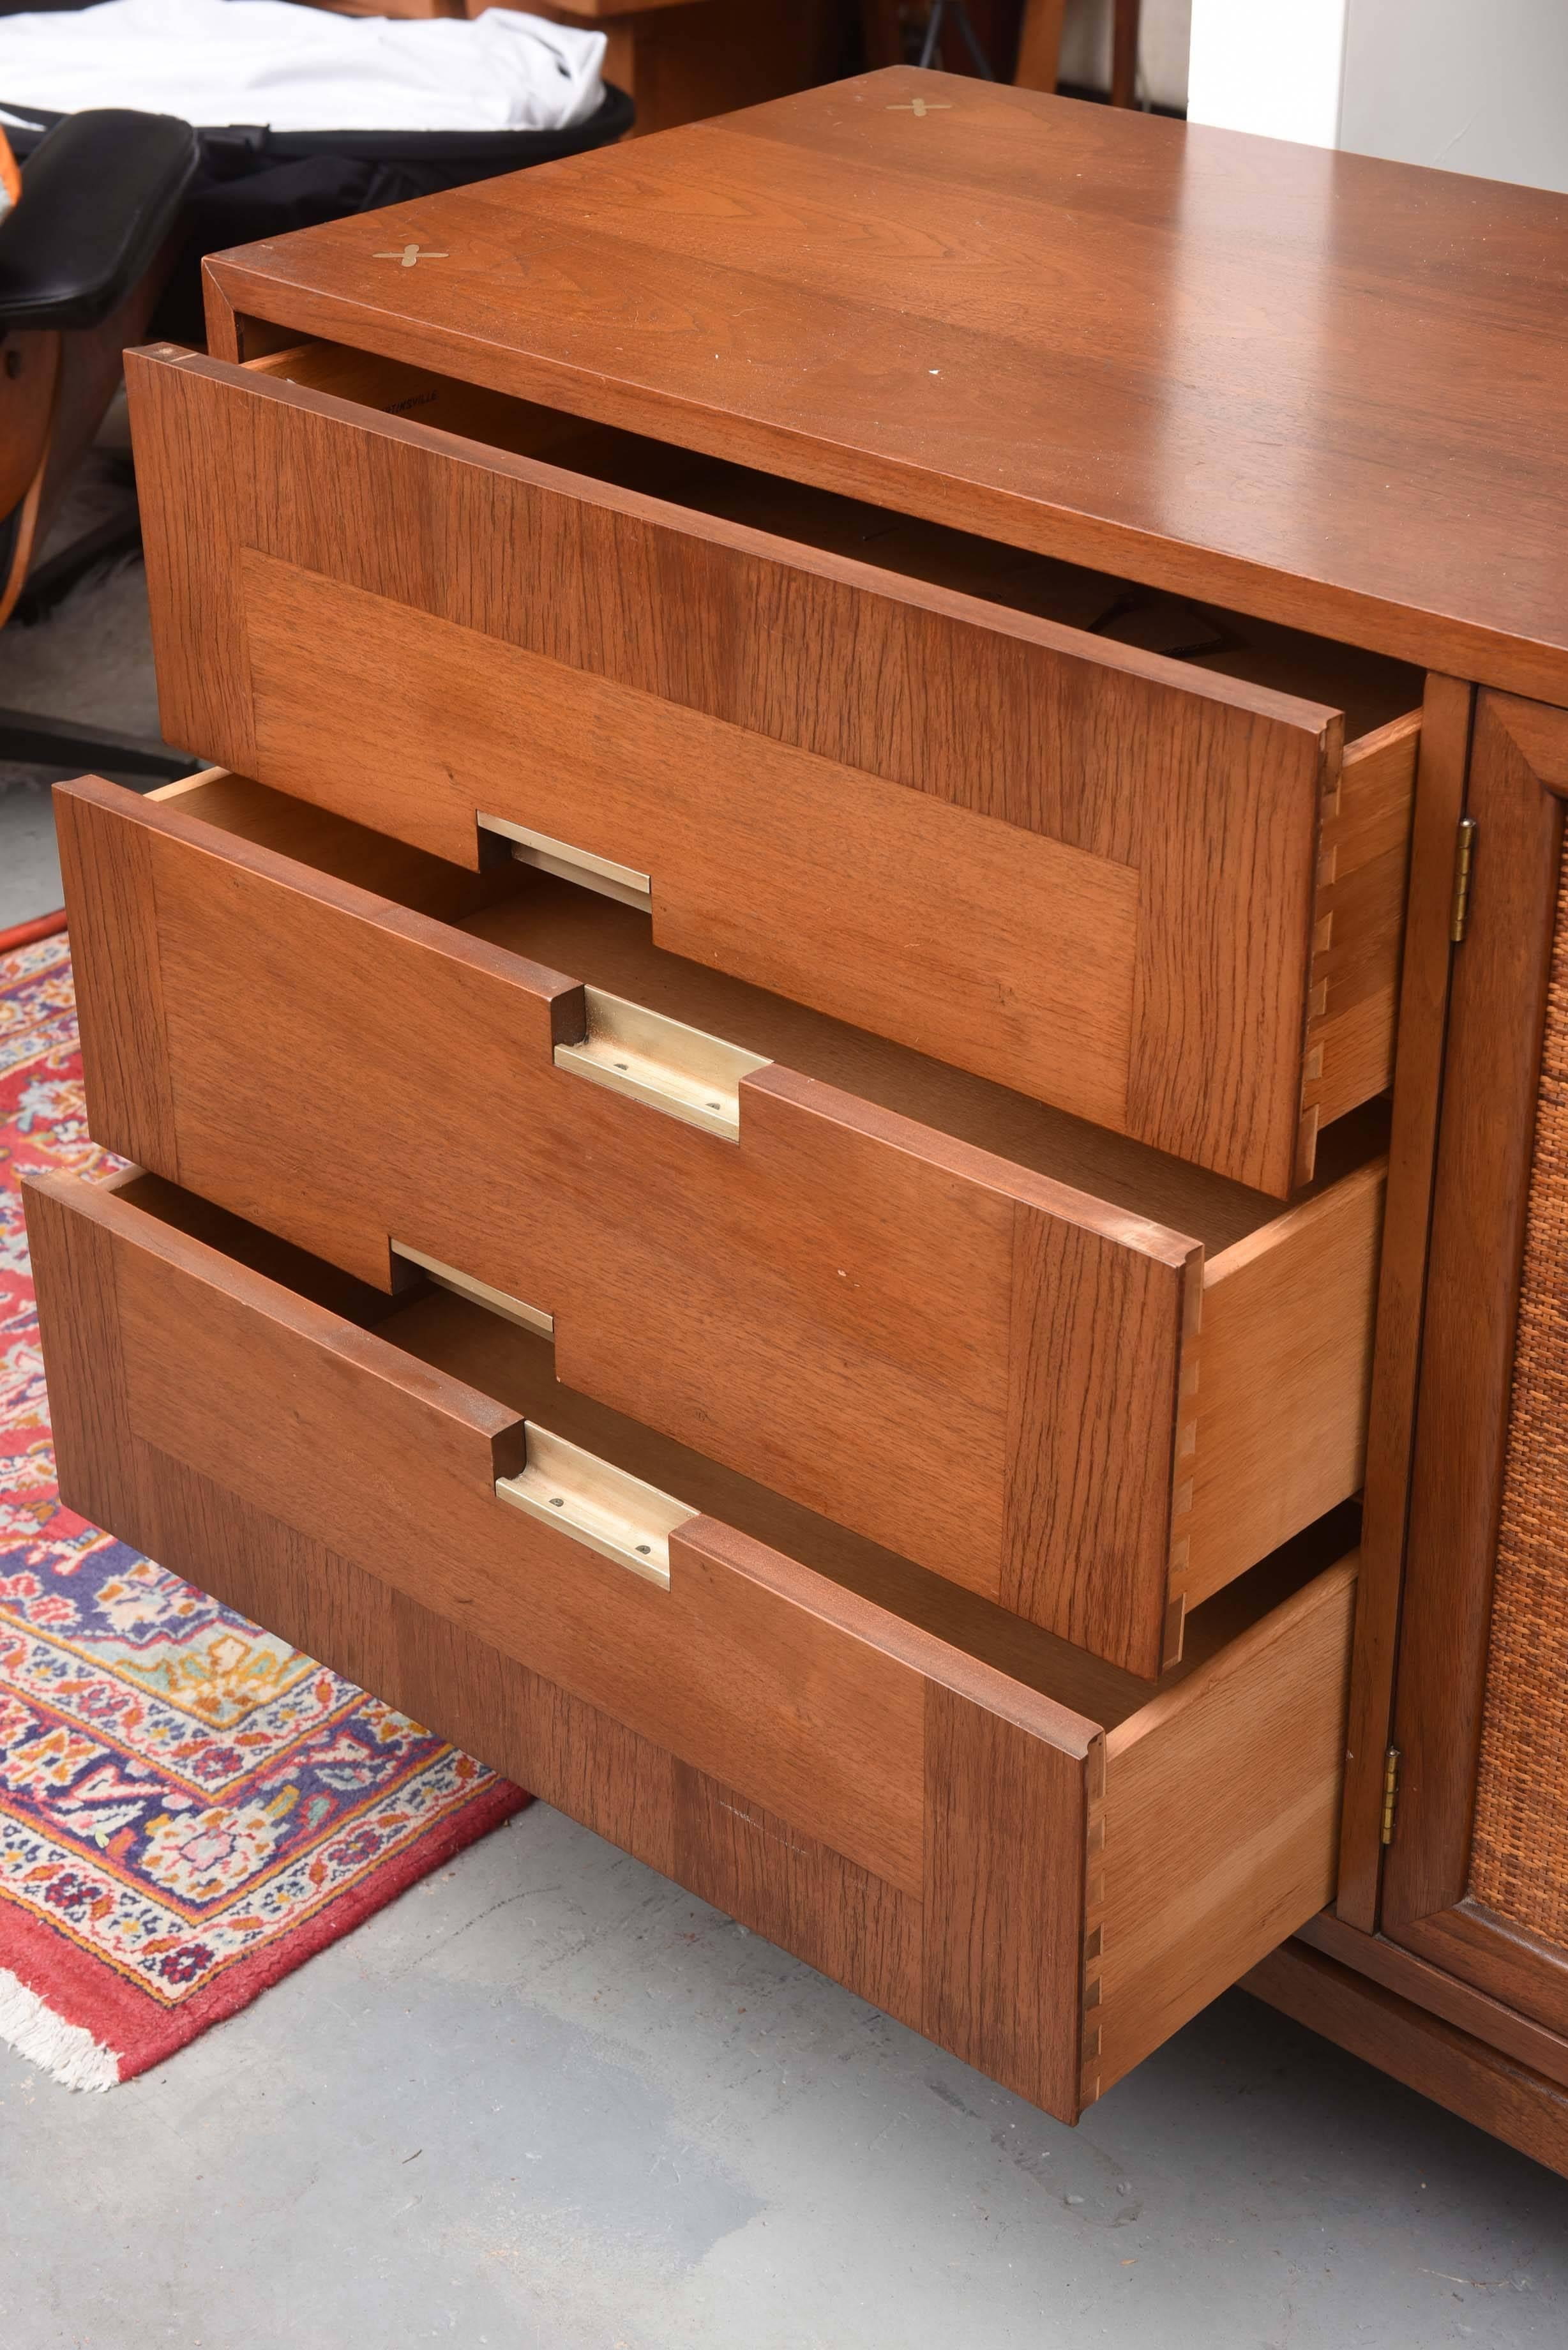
<box><xmin>887</xmin><ymin>99</ymin><xmax>953</xmax><ymax>118</ymax></box>
<box><xmin>375</xmin><ymin>243</ymin><xmax>449</xmax><ymax>268</ymax></box>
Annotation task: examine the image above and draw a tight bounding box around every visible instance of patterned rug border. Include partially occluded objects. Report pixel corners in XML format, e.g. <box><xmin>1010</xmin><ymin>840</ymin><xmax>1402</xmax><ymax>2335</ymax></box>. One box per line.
<box><xmin>0</xmin><ymin>909</ymin><xmax>68</xmax><ymax>956</ymax></box>
<box><xmin>1</xmin><ymin>1780</ymin><xmax>524</xmax><ymax>2088</ymax></box>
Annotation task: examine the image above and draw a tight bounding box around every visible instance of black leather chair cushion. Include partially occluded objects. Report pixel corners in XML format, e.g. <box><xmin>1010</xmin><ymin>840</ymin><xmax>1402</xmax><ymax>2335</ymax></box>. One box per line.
<box><xmin>0</xmin><ymin>107</ymin><xmax>197</xmax><ymax>330</ymax></box>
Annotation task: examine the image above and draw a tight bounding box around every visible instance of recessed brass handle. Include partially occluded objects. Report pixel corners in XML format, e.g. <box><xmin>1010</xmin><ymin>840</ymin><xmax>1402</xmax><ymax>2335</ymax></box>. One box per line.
<box><xmin>554</xmin><ymin>987</ymin><xmax>771</xmax><ymax>1142</ymax></box>
<box><xmin>391</xmin><ymin>1240</ymin><xmax>553</xmax><ymax>1338</ymax></box>
<box><xmin>478</xmin><ymin>813</ymin><xmax>651</xmax><ymax>912</ymax></box>
<box><xmin>495</xmin><ymin>1423</ymin><xmax>695</xmax><ymax>1586</ymax></box>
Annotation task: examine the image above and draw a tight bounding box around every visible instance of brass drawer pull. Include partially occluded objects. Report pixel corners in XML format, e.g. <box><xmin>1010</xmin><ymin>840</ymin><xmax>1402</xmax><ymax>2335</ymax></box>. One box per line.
<box><xmin>391</xmin><ymin>1239</ymin><xmax>554</xmax><ymax>1338</ymax></box>
<box><xmin>479</xmin><ymin>812</ymin><xmax>651</xmax><ymax>911</ymax></box>
<box><xmin>554</xmin><ymin>987</ymin><xmax>771</xmax><ymax>1141</ymax></box>
<box><xmin>495</xmin><ymin>1423</ymin><xmax>695</xmax><ymax>1586</ymax></box>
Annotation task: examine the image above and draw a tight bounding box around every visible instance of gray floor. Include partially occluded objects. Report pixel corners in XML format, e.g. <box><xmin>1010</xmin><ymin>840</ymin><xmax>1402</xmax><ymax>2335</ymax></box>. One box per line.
<box><xmin>3</xmin><ymin>491</ymin><xmax>1567</xmax><ymax>2350</ymax></box>
<box><xmin>3</xmin><ymin>1812</ymin><xmax>1565</xmax><ymax>2350</ymax></box>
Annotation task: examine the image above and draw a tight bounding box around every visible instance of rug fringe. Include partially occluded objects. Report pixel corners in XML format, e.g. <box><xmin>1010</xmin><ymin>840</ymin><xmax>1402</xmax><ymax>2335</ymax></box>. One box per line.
<box><xmin>0</xmin><ymin>1967</ymin><xmax>121</xmax><ymax>2091</ymax></box>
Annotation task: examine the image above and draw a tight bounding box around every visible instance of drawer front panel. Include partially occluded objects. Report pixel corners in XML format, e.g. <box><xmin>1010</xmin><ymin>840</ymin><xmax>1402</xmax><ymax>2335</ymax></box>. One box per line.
<box><xmin>25</xmin><ymin>1167</ymin><xmax>1096</xmax><ymax>2117</ymax></box>
<box><xmin>60</xmin><ymin>775</ymin><xmax>1214</xmax><ymax>1679</ymax></box>
<box><xmin>244</xmin><ymin>552</ymin><xmax>1144</xmax><ymax>1138</ymax></box>
<box><xmin>26</xmin><ymin>1168</ymin><xmax>1357</xmax><ymax>2123</ymax></box>
<box><xmin>127</xmin><ymin>344</ymin><xmax>1341</xmax><ymax>1196</ymax></box>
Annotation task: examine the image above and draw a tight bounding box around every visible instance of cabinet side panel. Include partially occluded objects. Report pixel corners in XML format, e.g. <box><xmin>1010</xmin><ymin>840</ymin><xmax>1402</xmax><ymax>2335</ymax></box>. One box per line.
<box><xmin>1336</xmin><ymin>674</ymin><xmax>1472</xmax><ymax>1929</ymax></box>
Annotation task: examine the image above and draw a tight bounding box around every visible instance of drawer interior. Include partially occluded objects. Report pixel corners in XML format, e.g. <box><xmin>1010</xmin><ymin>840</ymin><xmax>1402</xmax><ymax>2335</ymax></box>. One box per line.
<box><xmin>111</xmin><ymin>1165</ymin><xmax>1358</xmax><ymax>1737</ymax></box>
<box><xmin>246</xmin><ymin>338</ymin><xmax>1423</xmax><ymax>747</ymax></box>
<box><xmin>157</xmin><ymin>768</ymin><xmax>1388</xmax><ymax>1263</ymax></box>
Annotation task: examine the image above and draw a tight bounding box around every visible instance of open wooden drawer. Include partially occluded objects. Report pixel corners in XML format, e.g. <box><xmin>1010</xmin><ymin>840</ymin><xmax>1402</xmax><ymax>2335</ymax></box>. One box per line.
<box><xmin>58</xmin><ymin>768</ymin><xmax>1385</xmax><ymax>1679</ymax></box>
<box><xmin>25</xmin><ymin>1164</ymin><xmax>1358</xmax><ymax>2124</ymax></box>
<box><xmin>124</xmin><ymin>335</ymin><xmax>1422</xmax><ymax>1197</ymax></box>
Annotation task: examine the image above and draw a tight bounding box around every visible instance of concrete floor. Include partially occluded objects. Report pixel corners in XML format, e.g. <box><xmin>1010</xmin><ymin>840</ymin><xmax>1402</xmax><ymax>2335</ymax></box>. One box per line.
<box><xmin>3</xmin><ymin>496</ymin><xmax>1567</xmax><ymax>2350</ymax></box>
<box><xmin>3</xmin><ymin>1810</ymin><xmax>1567</xmax><ymax>2350</ymax></box>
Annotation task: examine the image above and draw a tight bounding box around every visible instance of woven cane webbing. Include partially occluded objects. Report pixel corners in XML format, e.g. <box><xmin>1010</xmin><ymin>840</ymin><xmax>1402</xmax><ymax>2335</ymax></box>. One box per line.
<box><xmin>1470</xmin><ymin>849</ymin><xmax>1568</xmax><ymax>1943</ymax></box>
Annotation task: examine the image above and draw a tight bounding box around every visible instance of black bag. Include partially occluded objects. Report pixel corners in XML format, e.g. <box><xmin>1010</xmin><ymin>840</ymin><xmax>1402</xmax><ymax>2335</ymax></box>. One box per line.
<box><xmin>0</xmin><ymin>85</ymin><xmax>635</xmax><ymax>344</ymax></box>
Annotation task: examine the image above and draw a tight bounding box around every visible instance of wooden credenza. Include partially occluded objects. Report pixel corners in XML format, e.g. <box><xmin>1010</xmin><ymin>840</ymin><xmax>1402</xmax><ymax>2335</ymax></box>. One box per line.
<box><xmin>27</xmin><ymin>70</ymin><xmax>1568</xmax><ymax>2165</ymax></box>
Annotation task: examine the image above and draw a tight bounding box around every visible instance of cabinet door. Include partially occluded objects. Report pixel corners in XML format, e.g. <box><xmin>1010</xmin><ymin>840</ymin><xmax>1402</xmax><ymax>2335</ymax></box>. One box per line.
<box><xmin>1382</xmin><ymin>691</ymin><xmax>1568</xmax><ymax>2032</ymax></box>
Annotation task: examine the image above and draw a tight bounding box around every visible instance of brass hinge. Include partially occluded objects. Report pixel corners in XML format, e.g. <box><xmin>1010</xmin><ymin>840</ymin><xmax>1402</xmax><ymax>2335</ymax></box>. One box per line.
<box><xmin>1380</xmin><ymin>1746</ymin><xmax>1402</xmax><ymax>1846</ymax></box>
<box><xmin>1450</xmin><ymin>816</ymin><xmax>1478</xmax><ymax>943</ymax></box>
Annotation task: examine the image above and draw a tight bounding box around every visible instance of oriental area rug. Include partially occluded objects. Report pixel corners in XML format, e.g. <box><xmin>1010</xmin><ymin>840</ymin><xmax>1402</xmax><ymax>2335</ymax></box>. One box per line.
<box><xmin>0</xmin><ymin>917</ymin><xmax>528</xmax><ymax>2088</ymax></box>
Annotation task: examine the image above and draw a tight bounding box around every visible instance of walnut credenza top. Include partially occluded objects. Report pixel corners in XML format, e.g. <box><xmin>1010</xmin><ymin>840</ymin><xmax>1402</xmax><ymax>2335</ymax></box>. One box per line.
<box><xmin>197</xmin><ymin>64</ymin><xmax>1568</xmax><ymax>708</ymax></box>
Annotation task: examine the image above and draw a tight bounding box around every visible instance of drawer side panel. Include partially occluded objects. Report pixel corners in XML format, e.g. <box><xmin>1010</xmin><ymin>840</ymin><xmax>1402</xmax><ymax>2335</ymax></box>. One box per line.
<box><xmin>1094</xmin><ymin>1556</ymin><xmax>1356</xmax><ymax>2099</ymax></box>
<box><xmin>1184</xmin><ymin>1165</ymin><xmax>1383</xmax><ymax>1612</ymax></box>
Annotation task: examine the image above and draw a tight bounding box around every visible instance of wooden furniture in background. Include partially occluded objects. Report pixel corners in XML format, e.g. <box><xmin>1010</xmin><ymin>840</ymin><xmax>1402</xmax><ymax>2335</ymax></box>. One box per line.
<box><xmin>1014</xmin><ymin>0</ymin><xmax>1143</xmax><ymax>103</ymax></box>
<box><xmin>31</xmin><ymin>70</ymin><xmax>1568</xmax><ymax>2164</ymax></box>
<box><xmin>0</xmin><ymin>108</ymin><xmax>196</xmax><ymax>775</ymax></box>
<box><xmin>301</xmin><ymin>0</ymin><xmax>843</xmax><ymax>137</ymax></box>
<box><xmin>525</xmin><ymin>0</ymin><xmax>844</xmax><ymax>138</ymax></box>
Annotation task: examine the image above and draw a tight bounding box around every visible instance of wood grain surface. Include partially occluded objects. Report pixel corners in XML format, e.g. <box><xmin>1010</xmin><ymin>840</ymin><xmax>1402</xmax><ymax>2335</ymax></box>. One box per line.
<box><xmin>121</xmin><ymin>338</ymin><xmax>1394</xmax><ymax>1195</ymax></box>
<box><xmin>24</xmin><ymin>1164</ymin><xmax>1359</xmax><ymax>2123</ymax></box>
<box><xmin>190</xmin><ymin>68</ymin><xmax>1568</xmax><ymax>705</ymax></box>
<box><xmin>57</xmin><ymin>771</ymin><xmax>1384</xmax><ymax>1675</ymax></box>
<box><xmin>1300</xmin><ymin>1911</ymin><xmax>1568</xmax><ymax>2095</ymax></box>
<box><xmin>1184</xmin><ymin>1158</ymin><xmax>1384</xmax><ymax>1615</ymax></box>
<box><xmin>1243</xmin><ymin>1939</ymin><xmax>1568</xmax><ymax>2181</ymax></box>
<box><xmin>1335</xmin><ymin>675</ymin><xmax>1473</xmax><ymax>1929</ymax></box>
<box><xmin>1298</xmin><ymin>711</ymin><xmax>1420</xmax><ymax>1178</ymax></box>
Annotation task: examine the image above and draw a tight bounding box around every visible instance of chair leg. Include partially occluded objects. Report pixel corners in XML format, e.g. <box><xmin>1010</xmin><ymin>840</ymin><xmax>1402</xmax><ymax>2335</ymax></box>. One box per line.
<box><xmin>10</xmin><ymin>513</ymin><xmax>143</xmax><ymax>628</ymax></box>
<box><xmin>1110</xmin><ymin>0</ymin><xmax>1142</xmax><ymax>107</ymax></box>
<box><xmin>861</xmin><ymin>0</ymin><xmax>905</xmax><ymax>69</ymax></box>
<box><xmin>1013</xmin><ymin>0</ymin><xmax>1067</xmax><ymax>92</ymax></box>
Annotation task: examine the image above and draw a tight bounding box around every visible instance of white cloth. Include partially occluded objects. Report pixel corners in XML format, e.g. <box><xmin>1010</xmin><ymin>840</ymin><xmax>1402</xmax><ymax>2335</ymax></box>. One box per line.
<box><xmin>0</xmin><ymin>0</ymin><xmax>605</xmax><ymax>133</ymax></box>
